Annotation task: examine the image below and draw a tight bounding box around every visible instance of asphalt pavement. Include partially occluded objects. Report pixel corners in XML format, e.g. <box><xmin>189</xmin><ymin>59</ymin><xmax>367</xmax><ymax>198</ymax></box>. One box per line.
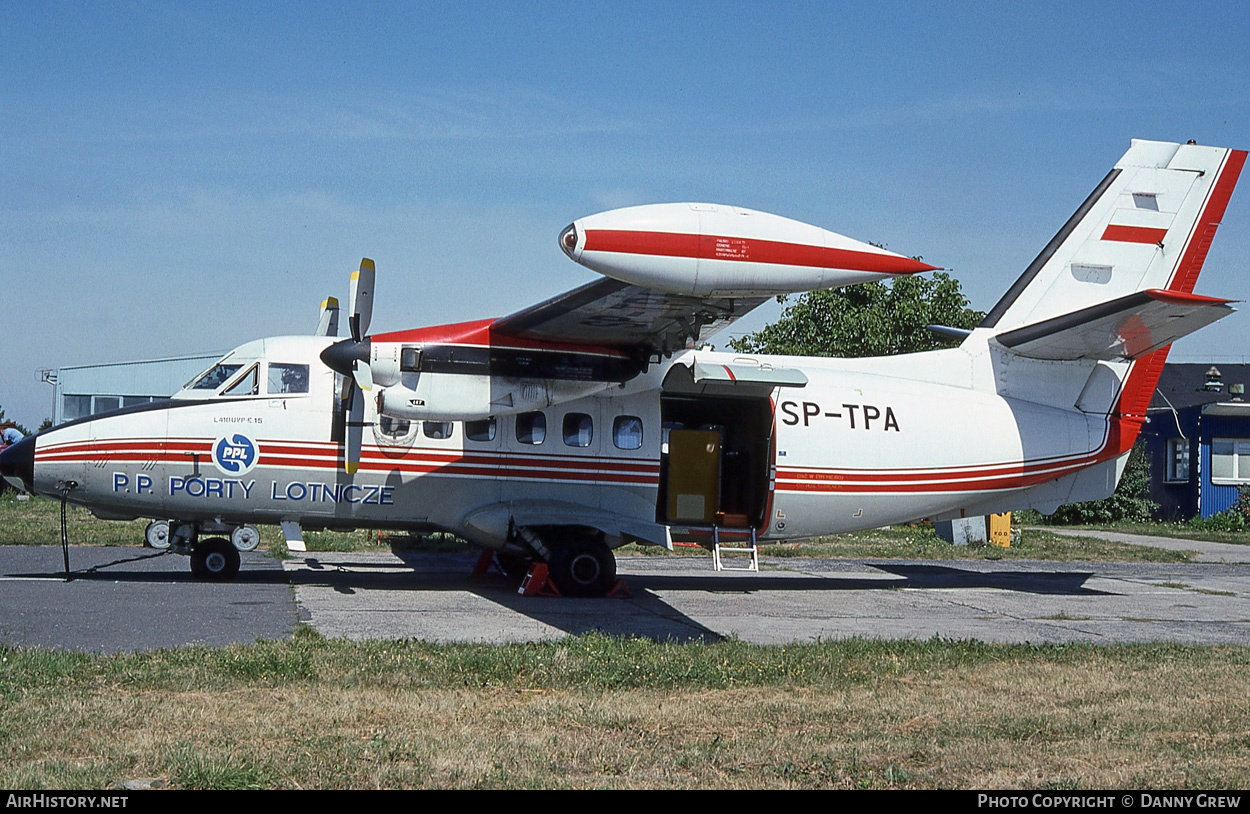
<box><xmin>3</xmin><ymin>535</ymin><xmax>1250</xmax><ymax>651</ymax></box>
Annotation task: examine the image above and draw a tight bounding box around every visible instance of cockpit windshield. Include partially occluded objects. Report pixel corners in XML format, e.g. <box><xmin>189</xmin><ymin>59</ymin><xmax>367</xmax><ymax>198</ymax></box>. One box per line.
<box><xmin>187</xmin><ymin>362</ymin><xmax>243</xmax><ymax>391</ymax></box>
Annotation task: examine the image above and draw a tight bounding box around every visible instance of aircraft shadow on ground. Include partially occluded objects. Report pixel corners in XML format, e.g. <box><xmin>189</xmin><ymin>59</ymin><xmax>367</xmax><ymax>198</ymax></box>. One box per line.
<box><xmin>867</xmin><ymin>563</ymin><xmax>1109</xmax><ymax>596</ymax></box>
<box><xmin>6</xmin><ymin>549</ymin><xmax>1108</xmax><ymax>644</ymax></box>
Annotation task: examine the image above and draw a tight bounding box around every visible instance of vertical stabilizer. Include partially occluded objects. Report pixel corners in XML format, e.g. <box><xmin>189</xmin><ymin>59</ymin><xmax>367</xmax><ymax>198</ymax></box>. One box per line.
<box><xmin>981</xmin><ymin>140</ymin><xmax>1245</xmax><ymax>334</ymax></box>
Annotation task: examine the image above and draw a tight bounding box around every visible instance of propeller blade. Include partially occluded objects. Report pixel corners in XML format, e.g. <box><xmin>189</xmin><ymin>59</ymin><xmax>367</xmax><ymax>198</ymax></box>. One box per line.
<box><xmin>353</xmin><ymin>360</ymin><xmax>373</xmax><ymax>393</ymax></box>
<box><xmin>349</xmin><ymin>258</ymin><xmax>375</xmax><ymax>342</ymax></box>
<box><xmin>345</xmin><ymin>383</ymin><xmax>364</xmax><ymax>475</ymax></box>
<box><xmin>315</xmin><ymin>296</ymin><xmax>340</xmax><ymax>337</ymax></box>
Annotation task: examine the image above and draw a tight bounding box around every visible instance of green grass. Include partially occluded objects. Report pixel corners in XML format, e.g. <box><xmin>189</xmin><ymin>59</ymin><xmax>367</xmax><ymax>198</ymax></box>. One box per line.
<box><xmin>624</xmin><ymin>523</ymin><xmax>1195</xmax><ymax>562</ymax></box>
<box><xmin>1</xmin><ymin>491</ymin><xmax>1198</xmax><ymax>563</ymax></box>
<box><xmin>4</xmin><ymin>633</ymin><xmax>1250</xmax><ymax>789</ymax></box>
<box><xmin>0</xmin><ymin>491</ymin><xmax>467</xmax><ymax>557</ymax></box>
<box><xmin>1040</xmin><ymin>519</ymin><xmax>1250</xmax><ymax>547</ymax></box>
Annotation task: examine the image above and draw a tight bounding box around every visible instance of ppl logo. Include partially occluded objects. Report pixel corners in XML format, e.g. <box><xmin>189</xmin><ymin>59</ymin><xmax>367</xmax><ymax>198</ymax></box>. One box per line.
<box><xmin>213</xmin><ymin>434</ymin><xmax>258</xmax><ymax>475</ymax></box>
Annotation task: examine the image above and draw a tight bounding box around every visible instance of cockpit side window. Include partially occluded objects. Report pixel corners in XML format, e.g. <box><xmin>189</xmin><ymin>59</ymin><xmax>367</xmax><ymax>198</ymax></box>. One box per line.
<box><xmin>188</xmin><ymin>362</ymin><xmax>242</xmax><ymax>390</ymax></box>
<box><xmin>268</xmin><ymin>363</ymin><xmax>310</xmax><ymax>395</ymax></box>
<box><xmin>222</xmin><ymin>364</ymin><xmax>259</xmax><ymax>397</ymax></box>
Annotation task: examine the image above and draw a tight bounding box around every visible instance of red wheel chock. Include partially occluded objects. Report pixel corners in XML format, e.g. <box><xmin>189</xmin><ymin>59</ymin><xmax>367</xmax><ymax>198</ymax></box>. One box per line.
<box><xmin>516</xmin><ymin>562</ymin><xmax>630</xmax><ymax>598</ymax></box>
<box><xmin>519</xmin><ymin>562</ymin><xmax>561</xmax><ymax>596</ymax></box>
<box><xmin>472</xmin><ymin>548</ymin><xmax>496</xmax><ymax>576</ymax></box>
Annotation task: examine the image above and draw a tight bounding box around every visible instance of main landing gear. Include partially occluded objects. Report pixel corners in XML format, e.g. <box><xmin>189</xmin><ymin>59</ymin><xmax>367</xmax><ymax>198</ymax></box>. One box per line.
<box><xmin>151</xmin><ymin>521</ymin><xmax>255</xmax><ymax>582</ymax></box>
<box><xmin>490</xmin><ymin>531</ymin><xmax>623</xmax><ymax>598</ymax></box>
<box><xmin>548</xmin><ymin>537</ymin><xmax>618</xmax><ymax>598</ymax></box>
<box><xmin>189</xmin><ymin>537</ymin><xmax>241</xmax><ymax>581</ymax></box>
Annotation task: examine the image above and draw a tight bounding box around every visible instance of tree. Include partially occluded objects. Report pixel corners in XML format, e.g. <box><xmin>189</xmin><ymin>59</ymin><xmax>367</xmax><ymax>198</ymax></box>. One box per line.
<box><xmin>1039</xmin><ymin>443</ymin><xmax>1158</xmax><ymax>524</ymax></box>
<box><xmin>728</xmin><ymin>271</ymin><xmax>984</xmax><ymax>358</ymax></box>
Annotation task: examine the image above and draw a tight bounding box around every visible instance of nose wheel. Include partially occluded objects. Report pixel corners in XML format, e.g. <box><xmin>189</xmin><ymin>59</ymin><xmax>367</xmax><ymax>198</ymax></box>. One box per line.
<box><xmin>190</xmin><ymin>537</ymin><xmax>241</xmax><ymax>582</ymax></box>
<box><xmin>144</xmin><ymin>520</ymin><xmax>171</xmax><ymax>550</ymax></box>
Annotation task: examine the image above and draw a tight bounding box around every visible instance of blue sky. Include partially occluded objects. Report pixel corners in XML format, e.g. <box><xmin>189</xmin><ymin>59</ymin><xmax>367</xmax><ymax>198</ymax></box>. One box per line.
<box><xmin>2</xmin><ymin>1</ymin><xmax>1249</xmax><ymax>427</ymax></box>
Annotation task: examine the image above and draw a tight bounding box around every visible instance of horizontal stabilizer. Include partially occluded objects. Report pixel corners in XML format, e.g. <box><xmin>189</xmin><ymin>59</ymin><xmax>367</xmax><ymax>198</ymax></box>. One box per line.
<box><xmin>994</xmin><ymin>289</ymin><xmax>1235</xmax><ymax>361</ymax></box>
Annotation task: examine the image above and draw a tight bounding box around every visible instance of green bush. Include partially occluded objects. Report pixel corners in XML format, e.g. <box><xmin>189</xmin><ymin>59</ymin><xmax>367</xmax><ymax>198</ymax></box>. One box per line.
<box><xmin>1040</xmin><ymin>443</ymin><xmax>1158</xmax><ymax>525</ymax></box>
<box><xmin>1189</xmin><ymin>511</ymin><xmax>1246</xmax><ymax>532</ymax></box>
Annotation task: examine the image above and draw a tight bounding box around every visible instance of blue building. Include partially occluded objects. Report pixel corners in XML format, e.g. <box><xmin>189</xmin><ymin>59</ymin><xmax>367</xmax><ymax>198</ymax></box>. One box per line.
<box><xmin>1140</xmin><ymin>364</ymin><xmax>1250</xmax><ymax>520</ymax></box>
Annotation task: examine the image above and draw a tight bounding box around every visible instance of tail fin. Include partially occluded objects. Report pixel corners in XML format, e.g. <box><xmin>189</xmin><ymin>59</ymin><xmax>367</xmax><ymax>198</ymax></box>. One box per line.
<box><xmin>981</xmin><ymin>140</ymin><xmax>1246</xmax><ymax>334</ymax></box>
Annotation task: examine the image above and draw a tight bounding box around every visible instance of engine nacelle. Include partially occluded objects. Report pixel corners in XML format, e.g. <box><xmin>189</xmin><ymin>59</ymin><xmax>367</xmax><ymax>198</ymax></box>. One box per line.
<box><xmin>374</xmin><ymin>374</ymin><xmax>613</xmax><ymax>421</ymax></box>
<box><xmin>559</xmin><ymin>202</ymin><xmax>937</xmax><ymax>298</ymax></box>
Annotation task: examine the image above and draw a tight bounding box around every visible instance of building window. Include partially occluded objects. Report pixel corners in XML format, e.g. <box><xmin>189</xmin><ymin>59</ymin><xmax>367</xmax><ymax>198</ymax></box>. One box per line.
<box><xmin>613</xmin><ymin>416</ymin><xmax>644</xmax><ymax>450</ymax></box>
<box><xmin>516</xmin><ymin>412</ymin><xmax>546</xmax><ymax>445</ymax></box>
<box><xmin>1211</xmin><ymin>438</ymin><xmax>1250</xmax><ymax>484</ymax></box>
<box><xmin>62</xmin><ymin>395</ymin><xmax>92</xmax><ymax>421</ymax></box>
<box><xmin>92</xmin><ymin>396</ymin><xmax>121</xmax><ymax>415</ymax></box>
<box><xmin>562</xmin><ymin>413</ymin><xmax>593</xmax><ymax>447</ymax></box>
<box><xmin>1166</xmin><ymin>439</ymin><xmax>1190</xmax><ymax>482</ymax></box>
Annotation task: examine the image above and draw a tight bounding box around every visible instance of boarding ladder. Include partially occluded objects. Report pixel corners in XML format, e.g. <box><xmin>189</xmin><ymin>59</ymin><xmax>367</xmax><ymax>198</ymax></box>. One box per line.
<box><xmin>710</xmin><ymin>517</ymin><xmax>759</xmax><ymax>572</ymax></box>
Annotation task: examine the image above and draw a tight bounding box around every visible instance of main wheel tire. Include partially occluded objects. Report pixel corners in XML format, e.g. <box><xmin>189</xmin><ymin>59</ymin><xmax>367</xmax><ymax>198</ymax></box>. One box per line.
<box><xmin>548</xmin><ymin>537</ymin><xmax>617</xmax><ymax>597</ymax></box>
<box><xmin>144</xmin><ymin>520</ymin><xmax>171</xmax><ymax>550</ymax></box>
<box><xmin>190</xmin><ymin>536</ymin><xmax>241</xmax><ymax>582</ymax></box>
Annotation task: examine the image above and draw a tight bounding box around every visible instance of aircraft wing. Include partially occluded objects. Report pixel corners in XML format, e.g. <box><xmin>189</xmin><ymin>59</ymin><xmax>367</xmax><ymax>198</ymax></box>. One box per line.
<box><xmin>491</xmin><ymin>277</ymin><xmax>769</xmax><ymax>357</ymax></box>
<box><xmin>993</xmin><ymin>289</ymin><xmax>1236</xmax><ymax>362</ymax></box>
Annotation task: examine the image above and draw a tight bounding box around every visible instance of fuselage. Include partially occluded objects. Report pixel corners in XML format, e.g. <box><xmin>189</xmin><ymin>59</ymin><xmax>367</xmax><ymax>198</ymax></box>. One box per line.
<box><xmin>9</xmin><ymin>333</ymin><xmax>1124</xmax><ymax>551</ymax></box>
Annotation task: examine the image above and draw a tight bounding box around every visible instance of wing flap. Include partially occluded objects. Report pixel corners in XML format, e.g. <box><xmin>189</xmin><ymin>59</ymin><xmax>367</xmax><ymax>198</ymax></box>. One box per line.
<box><xmin>994</xmin><ymin>289</ymin><xmax>1235</xmax><ymax>361</ymax></box>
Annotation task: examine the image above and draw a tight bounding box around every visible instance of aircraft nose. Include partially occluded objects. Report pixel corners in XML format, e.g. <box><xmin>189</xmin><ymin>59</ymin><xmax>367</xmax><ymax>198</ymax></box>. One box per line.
<box><xmin>0</xmin><ymin>434</ymin><xmax>35</xmax><ymax>493</ymax></box>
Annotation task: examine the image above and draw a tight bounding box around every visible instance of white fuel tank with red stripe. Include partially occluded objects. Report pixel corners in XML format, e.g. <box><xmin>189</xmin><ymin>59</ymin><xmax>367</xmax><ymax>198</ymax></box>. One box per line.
<box><xmin>559</xmin><ymin>202</ymin><xmax>937</xmax><ymax>297</ymax></box>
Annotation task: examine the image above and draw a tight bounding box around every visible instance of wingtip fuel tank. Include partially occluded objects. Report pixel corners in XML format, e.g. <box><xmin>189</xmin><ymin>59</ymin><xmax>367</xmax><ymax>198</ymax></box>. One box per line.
<box><xmin>559</xmin><ymin>202</ymin><xmax>938</xmax><ymax>297</ymax></box>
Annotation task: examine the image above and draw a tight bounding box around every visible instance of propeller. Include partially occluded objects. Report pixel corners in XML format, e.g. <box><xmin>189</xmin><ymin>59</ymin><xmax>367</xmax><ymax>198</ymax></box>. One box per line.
<box><xmin>321</xmin><ymin>258</ymin><xmax>377</xmax><ymax>474</ymax></box>
<box><xmin>314</xmin><ymin>296</ymin><xmax>340</xmax><ymax>337</ymax></box>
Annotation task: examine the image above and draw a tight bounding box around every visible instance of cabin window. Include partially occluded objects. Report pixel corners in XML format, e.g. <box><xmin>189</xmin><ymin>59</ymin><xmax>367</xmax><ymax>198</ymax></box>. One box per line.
<box><xmin>516</xmin><ymin>412</ymin><xmax>546</xmax><ymax>445</ymax></box>
<box><xmin>563</xmin><ymin>413</ymin><xmax>593</xmax><ymax>447</ymax></box>
<box><xmin>424</xmin><ymin>421</ymin><xmax>453</xmax><ymax>440</ymax></box>
<box><xmin>378</xmin><ymin>416</ymin><xmax>412</xmax><ymax>439</ymax></box>
<box><xmin>222</xmin><ymin>364</ymin><xmax>259</xmax><ymax>397</ymax></box>
<box><xmin>1166</xmin><ymin>439</ymin><xmax>1190</xmax><ymax>482</ymax></box>
<box><xmin>268</xmin><ymin>363</ymin><xmax>310</xmax><ymax>394</ymax></box>
<box><xmin>1211</xmin><ymin>438</ymin><xmax>1250</xmax><ymax>484</ymax></box>
<box><xmin>466</xmin><ymin>419</ymin><xmax>496</xmax><ymax>442</ymax></box>
<box><xmin>188</xmin><ymin>363</ymin><xmax>242</xmax><ymax>391</ymax></box>
<box><xmin>613</xmin><ymin>416</ymin><xmax>644</xmax><ymax>450</ymax></box>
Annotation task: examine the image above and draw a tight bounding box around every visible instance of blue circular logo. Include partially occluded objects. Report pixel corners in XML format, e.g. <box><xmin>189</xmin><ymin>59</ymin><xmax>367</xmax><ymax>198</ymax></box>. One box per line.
<box><xmin>213</xmin><ymin>434</ymin><xmax>258</xmax><ymax>475</ymax></box>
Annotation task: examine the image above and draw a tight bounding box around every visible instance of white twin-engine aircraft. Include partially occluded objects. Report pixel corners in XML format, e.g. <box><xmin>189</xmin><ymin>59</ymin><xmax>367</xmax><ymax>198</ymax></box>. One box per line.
<box><xmin>2</xmin><ymin>139</ymin><xmax>1244</xmax><ymax>595</ymax></box>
